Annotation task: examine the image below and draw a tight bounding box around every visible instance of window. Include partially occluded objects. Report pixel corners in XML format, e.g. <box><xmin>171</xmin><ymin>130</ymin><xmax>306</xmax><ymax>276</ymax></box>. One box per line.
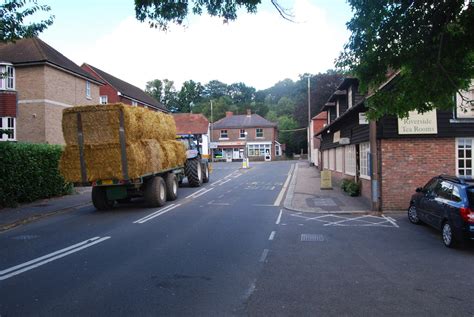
<box><xmin>100</xmin><ymin>95</ymin><xmax>108</xmax><ymax>105</ymax></box>
<box><xmin>86</xmin><ymin>81</ymin><xmax>91</xmax><ymax>99</ymax></box>
<box><xmin>323</xmin><ymin>150</ymin><xmax>329</xmax><ymax>169</ymax></box>
<box><xmin>240</xmin><ymin>129</ymin><xmax>246</xmax><ymax>139</ymax></box>
<box><xmin>247</xmin><ymin>144</ymin><xmax>270</xmax><ymax>156</ymax></box>
<box><xmin>336</xmin><ymin>100</ymin><xmax>340</xmax><ymax>118</ymax></box>
<box><xmin>344</xmin><ymin>144</ymin><xmax>356</xmax><ymax>175</ymax></box>
<box><xmin>132</xmin><ymin>101</ymin><xmax>138</xmax><ymax>106</ymax></box>
<box><xmin>220</xmin><ymin>130</ymin><xmax>228</xmax><ymax>139</ymax></box>
<box><xmin>452</xmin><ymin>185</ymin><xmax>462</xmax><ymax>203</ymax></box>
<box><xmin>359</xmin><ymin>142</ymin><xmax>370</xmax><ymax>179</ymax></box>
<box><xmin>0</xmin><ymin>117</ymin><xmax>16</xmax><ymax>141</ymax></box>
<box><xmin>348</xmin><ymin>86</ymin><xmax>353</xmax><ymax>109</ymax></box>
<box><xmin>456</xmin><ymin>81</ymin><xmax>474</xmax><ymax>119</ymax></box>
<box><xmin>0</xmin><ymin>65</ymin><xmax>15</xmax><ymax>90</ymax></box>
<box><xmin>256</xmin><ymin>128</ymin><xmax>264</xmax><ymax>138</ymax></box>
<box><xmin>457</xmin><ymin>138</ymin><xmax>473</xmax><ymax>179</ymax></box>
<box><xmin>336</xmin><ymin>147</ymin><xmax>343</xmax><ymax>172</ymax></box>
<box><xmin>434</xmin><ymin>181</ymin><xmax>453</xmax><ymax>201</ymax></box>
<box><xmin>329</xmin><ymin>148</ymin><xmax>335</xmax><ymax>170</ymax></box>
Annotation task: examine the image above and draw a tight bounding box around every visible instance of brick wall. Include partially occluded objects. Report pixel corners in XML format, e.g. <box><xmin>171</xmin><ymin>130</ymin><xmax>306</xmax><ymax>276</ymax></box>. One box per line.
<box><xmin>15</xmin><ymin>64</ymin><xmax>100</xmax><ymax>144</ymax></box>
<box><xmin>0</xmin><ymin>91</ymin><xmax>17</xmax><ymax>116</ymax></box>
<box><xmin>380</xmin><ymin>138</ymin><xmax>456</xmax><ymax>210</ymax></box>
<box><xmin>212</xmin><ymin>127</ymin><xmax>275</xmax><ymax>143</ymax></box>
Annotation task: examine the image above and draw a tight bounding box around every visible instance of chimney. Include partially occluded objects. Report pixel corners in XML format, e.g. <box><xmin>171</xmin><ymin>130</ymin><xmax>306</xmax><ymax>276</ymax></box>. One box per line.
<box><xmin>246</xmin><ymin>109</ymin><xmax>251</xmax><ymax>117</ymax></box>
<box><xmin>226</xmin><ymin>111</ymin><xmax>233</xmax><ymax>118</ymax></box>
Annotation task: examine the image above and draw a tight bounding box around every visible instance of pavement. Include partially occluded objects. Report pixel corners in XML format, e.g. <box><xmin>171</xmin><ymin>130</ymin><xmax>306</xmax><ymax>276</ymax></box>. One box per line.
<box><xmin>284</xmin><ymin>161</ymin><xmax>372</xmax><ymax>214</ymax></box>
<box><xmin>0</xmin><ymin>161</ymin><xmax>372</xmax><ymax>232</ymax></box>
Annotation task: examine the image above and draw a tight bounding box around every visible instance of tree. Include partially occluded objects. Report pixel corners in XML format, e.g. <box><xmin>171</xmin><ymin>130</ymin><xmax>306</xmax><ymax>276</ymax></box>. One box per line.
<box><xmin>145</xmin><ymin>78</ymin><xmax>178</xmax><ymax>111</ymax></box>
<box><xmin>176</xmin><ymin>80</ymin><xmax>204</xmax><ymax>113</ymax></box>
<box><xmin>0</xmin><ymin>0</ymin><xmax>54</xmax><ymax>43</ymax></box>
<box><xmin>337</xmin><ymin>1</ymin><xmax>474</xmax><ymax>119</ymax></box>
<box><xmin>145</xmin><ymin>79</ymin><xmax>163</xmax><ymax>101</ymax></box>
<box><xmin>134</xmin><ymin>0</ymin><xmax>292</xmax><ymax>30</ymax></box>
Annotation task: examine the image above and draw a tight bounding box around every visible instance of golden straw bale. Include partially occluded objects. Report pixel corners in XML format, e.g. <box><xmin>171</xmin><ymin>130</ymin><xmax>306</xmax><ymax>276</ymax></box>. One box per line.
<box><xmin>141</xmin><ymin>139</ymin><xmax>163</xmax><ymax>173</ymax></box>
<box><xmin>62</xmin><ymin>103</ymin><xmax>177</xmax><ymax>145</ymax></box>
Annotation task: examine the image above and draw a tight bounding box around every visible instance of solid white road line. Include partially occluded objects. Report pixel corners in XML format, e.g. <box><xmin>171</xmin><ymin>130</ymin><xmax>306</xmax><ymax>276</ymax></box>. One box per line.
<box><xmin>134</xmin><ymin>204</ymin><xmax>181</xmax><ymax>224</ymax></box>
<box><xmin>192</xmin><ymin>188</ymin><xmax>214</xmax><ymax>198</ymax></box>
<box><xmin>276</xmin><ymin>209</ymin><xmax>283</xmax><ymax>225</ymax></box>
<box><xmin>268</xmin><ymin>231</ymin><xmax>276</xmax><ymax>241</ymax></box>
<box><xmin>185</xmin><ymin>188</ymin><xmax>208</xmax><ymax>199</ymax></box>
<box><xmin>219</xmin><ymin>179</ymin><xmax>232</xmax><ymax>186</ymax></box>
<box><xmin>259</xmin><ymin>249</ymin><xmax>269</xmax><ymax>262</ymax></box>
<box><xmin>0</xmin><ymin>236</ymin><xmax>110</xmax><ymax>281</ymax></box>
<box><xmin>273</xmin><ymin>164</ymin><xmax>295</xmax><ymax>206</ymax></box>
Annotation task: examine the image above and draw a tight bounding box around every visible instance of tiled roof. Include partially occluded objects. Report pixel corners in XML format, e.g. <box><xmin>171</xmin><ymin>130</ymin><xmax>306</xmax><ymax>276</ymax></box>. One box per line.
<box><xmin>0</xmin><ymin>37</ymin><xmax>101</xmax><ymax>84</ymax></box>
<box><xmin>212</xmin><ymin>114</ymin><xmax>277</xmax><ymax>129</ymax></box>
<box><xmin>173</xmin><ymin>113</ymin><xmax>209</xmax><ymax>135</ymax></box>
<box><xmin>83</xmin><ymin>63</ymin><xmax>166</xmax><ymax>111</ymax></box>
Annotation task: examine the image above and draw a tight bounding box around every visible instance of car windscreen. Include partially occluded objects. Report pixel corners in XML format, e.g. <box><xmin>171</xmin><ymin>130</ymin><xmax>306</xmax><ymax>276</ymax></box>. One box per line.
<box><xmin>467</xmin><ymin>187</ymin><xmax>474</xmax><ymax>206</ymax></box>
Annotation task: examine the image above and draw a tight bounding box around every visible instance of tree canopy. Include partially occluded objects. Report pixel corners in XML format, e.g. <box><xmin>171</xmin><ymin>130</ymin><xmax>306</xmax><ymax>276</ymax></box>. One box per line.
<box><xmin>0</xmin><ymin>0</ymin><xmax>54</xmax><ymax>43</ymax></box>
<box><xmin>337</xmin><ymin>0</ymin><xmax>474</xmax><ymax>119</ymax></box>
<box><xmin>134</xmin><ymin>0</ymin><xmax>292</xmax><ymax>30</ymax></box>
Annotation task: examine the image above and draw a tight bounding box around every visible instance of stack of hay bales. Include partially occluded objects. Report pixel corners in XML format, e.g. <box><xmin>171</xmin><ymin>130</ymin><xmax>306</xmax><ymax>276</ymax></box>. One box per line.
<box><xmin>59</xmin><ymin>103</ymin><xmax>186</xmax><ymax>183</ymax></box>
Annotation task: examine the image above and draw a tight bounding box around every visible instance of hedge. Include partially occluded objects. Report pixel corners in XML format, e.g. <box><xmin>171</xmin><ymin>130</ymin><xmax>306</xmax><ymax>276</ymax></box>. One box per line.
<box><xmin>0</xmin><ymin>142</ymin><xmax>72</xmax><ymax>207</ymax></box>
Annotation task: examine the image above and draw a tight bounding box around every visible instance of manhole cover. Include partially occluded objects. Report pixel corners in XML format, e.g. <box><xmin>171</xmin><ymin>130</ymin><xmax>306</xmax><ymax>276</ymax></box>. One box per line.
<box><xmin>12</xmin><ymin>234</ymin><xmax>39</xmax><ymax>240</ymax></box>
<box><xmin>311</xmin><ymin>198</ymin><xmax>338</xmax><ymax>207</ymax></box>
<box><xmin>301</xmin><ymin>234</ymin><xmax>325</xmax><ymax>242</ymax></box>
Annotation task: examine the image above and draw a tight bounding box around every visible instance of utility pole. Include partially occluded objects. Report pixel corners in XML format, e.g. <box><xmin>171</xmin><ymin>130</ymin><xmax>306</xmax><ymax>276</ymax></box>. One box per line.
<box><xmin>210</xmin><ymin>100</ymin><xmax>213</xmax><ymax>162</ymax></box>
<box><xmin>307</xmin><ymin>76</ymin><xmax>312</xmax><ymax>165</ymax></box>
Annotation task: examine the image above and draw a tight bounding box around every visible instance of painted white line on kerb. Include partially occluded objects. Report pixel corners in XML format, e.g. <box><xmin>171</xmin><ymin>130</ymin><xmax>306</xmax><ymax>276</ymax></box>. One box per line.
<box><xmin>273</xmin><ymin>164</ymin><xmax>295</xmax><ymax>206</ymax></box>
<box><xmin>259</xmin><ymin>249</ymin><xmax>269</xmax><ymax>262</ymax></box>
<box><xmin>268</xmin><ymin>231</ymin><xmax>276</xmax><ymax>241</ymax></box>
<box><xmin>0</xmin><ymin>236</ymin><xmax>111</xmax><ymax>281</ymax></box>
<box><xmin>276</xmin><ymin>209</ymin><xmax>283</xmax><ymax>225</ymax></box>
<box><xmin>383</xmin><ymin>215</ymin><xmax>399</xmax><ymax>228</ymax></box>
<box><xmin>134</xmin><ymin>204</ymin><xmax>181</xmax><ymax>224</ymax></box>
<box><xmin>192</xmin><ymin>188</ymin><xmax>214</xmax><ymax>198</ymax></box>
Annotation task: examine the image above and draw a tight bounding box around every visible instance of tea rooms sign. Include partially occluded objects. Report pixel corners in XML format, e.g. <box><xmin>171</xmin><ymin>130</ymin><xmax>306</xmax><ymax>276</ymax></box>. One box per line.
<box><xmin>398</xmin><ymin>110</ymin><xmax>438</xmax><ymax>135</ymax></box>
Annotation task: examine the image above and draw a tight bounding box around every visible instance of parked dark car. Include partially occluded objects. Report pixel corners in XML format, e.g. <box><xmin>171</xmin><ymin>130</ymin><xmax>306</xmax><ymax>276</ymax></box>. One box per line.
<box><xmin>408</xmin><ymin>175</ymin><xmax>474</xmax><ymax>248</ymax></box>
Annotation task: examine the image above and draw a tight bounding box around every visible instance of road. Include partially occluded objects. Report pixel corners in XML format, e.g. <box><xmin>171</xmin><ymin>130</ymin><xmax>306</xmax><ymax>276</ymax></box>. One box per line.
<box><xmin>0</xmin><ymin>161</ymin><xmax>290</xmax><ymax>316</ymax></box>
<box><xmin>1</xmin><ymin>161</ymin><xmax>474</xmax><ymax>316</ymax></box>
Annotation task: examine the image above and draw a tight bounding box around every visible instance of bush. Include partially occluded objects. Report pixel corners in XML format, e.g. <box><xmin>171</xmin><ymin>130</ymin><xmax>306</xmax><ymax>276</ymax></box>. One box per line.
<box><xmin>340</xmin><ymin>178</ymin><xmax>360</xmax><ymax>197</ymax></box>
<box><xmin>0</xmin><ymin>142</ymin><xmax>73</xmax><ymax>207</ymax></box>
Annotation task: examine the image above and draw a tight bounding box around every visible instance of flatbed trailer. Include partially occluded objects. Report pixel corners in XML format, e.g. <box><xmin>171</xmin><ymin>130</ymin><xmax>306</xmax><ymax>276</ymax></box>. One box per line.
<box><xmin>70</xmin><ymin>108</ymin><xmax>207</xmax><ymax>210</ymax></box>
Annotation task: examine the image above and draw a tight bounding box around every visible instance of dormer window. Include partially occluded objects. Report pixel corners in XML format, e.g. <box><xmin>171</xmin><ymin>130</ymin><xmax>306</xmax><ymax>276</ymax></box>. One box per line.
<box><xmin>0</xmin><ymin>63</ymin><xmax>15</xmax><ymax>90</ymax></box>
<box><xmin>348</xmin><ymin>86</ymin><xmax>353</xmax><ymax>108</ymax></box>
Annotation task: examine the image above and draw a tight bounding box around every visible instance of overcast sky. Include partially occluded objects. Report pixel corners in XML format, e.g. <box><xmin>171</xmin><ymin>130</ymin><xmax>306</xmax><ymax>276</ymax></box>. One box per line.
<box><xmin>39</xmin><ymin>0</ymin><xmax>352</xmax><ymax>91</ymax></box>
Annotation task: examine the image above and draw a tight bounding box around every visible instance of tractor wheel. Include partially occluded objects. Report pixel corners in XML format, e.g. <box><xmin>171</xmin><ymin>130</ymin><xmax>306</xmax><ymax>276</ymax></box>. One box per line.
<box><xmin>185</xmin><ymin>158</ymin><xmax>203</xmax><ymax>187</ymax></box>
<box><xmin>202</xmin><ymin>163</ymin><xmax>210</xmax><ymax>183</ymax></box>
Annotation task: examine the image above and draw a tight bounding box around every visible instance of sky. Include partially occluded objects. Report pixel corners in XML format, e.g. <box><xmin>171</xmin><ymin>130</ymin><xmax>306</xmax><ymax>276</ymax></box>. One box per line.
<box><xmin>38</xmin><ymin>0</ymin><xmax>353</xmax><ymax>91</ymax></box>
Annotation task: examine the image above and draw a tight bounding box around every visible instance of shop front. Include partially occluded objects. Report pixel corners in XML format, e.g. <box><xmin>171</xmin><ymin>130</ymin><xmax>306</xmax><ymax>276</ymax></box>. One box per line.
<box><xmin>214</xmin><ymin>141</ymin><xmax>246</xmax><ymax>162</ymax></box>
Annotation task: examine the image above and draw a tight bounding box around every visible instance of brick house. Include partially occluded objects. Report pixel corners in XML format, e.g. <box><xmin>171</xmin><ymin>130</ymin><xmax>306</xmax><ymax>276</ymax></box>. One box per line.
<box><xmin>310</xmin><ymin>111</ymin><xmax>327</xmax><ymax>167</ymax></box>
<box><xmin>173</xmin><ymin>113</ymin><xmax>210</xmax><ymax>158</ymax></box>
<box><xmin>316</xmin><ymin>75</ymin><xmax>474</xmax><ymax>211</ymax></box>
<box><xmin>81</xmin><ymin>64</ymin><xmax>167</xmax><ymax>112</ymax></box>
<box><xmin>211</xmin><ymin>110</ymin><xmax>281</xmax><ymax>161</ymax></box>
<box><xmin>0</xmin><ymin>37</ymin><xmax>102</xmax><ymax>144</ymax></box>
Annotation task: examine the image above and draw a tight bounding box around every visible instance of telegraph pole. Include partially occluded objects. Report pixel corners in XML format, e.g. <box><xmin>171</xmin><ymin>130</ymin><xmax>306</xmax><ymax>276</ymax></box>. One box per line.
<box><xmin>307</xmin><ymin>76</ymin><xmax>312</xmax><ymax>165</ymax></box>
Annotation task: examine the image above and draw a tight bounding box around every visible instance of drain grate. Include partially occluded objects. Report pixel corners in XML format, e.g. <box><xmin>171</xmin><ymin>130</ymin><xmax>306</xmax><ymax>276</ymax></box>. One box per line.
<box><xmin>301</xmin><ymin>234</ymin><xmax>325</xmax><ymax>242</ymax></box>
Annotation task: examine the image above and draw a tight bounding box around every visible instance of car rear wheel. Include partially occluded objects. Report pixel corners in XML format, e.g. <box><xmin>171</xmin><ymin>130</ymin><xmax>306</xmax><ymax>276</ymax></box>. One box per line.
<box><xmin>407</xmin><ymin>205</ymin><xmax>421</xmax><ymax>224</ymax></box>
<box><xmin>442</xmin><ymin>221</ymin><xmax>457</xmax><ymax>248</ymax></box>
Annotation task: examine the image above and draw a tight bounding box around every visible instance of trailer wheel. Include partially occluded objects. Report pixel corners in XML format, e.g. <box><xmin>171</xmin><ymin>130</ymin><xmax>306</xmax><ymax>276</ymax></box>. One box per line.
<box><xmin>92</xmin><ymin>186</ymin><xmax>115</xmax><ymax>210</ymax></box>
<box><xmin>144</xmin><ymin>176</ymin><xmax>167</xmax><ymax>207</ymax></box>
<box><xmin>202</xmin><ymin>163</ymin><xmax>210</xmax><ymax>183</ymax></box>
<box><xmin>165</xmin><ymin>173</ymin><xmax>178</xmax><ymax>201</ymax></box>
<box><xmin>185</xmin><ymin>158</ymin><xmax>203</xmax><ymax>187</ymax></box>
